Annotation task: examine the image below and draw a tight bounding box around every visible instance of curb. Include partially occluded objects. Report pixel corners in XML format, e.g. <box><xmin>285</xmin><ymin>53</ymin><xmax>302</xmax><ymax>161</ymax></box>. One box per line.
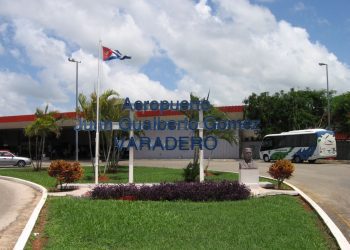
<box><xmin>2</xmin><ymin>173</ymin><xmax>349</xmax><ymax>249</ymax></box>
<box><xmin>0</xmin><ymin>176</ymin><xmax>48</xmax><ymax>250</ymax></box>
<box><xmin>260</xmin><ymin>175</ymin><xmax>350</xmax><ymax>250</ymax></box>
<box><xmin>284</xmin><ymin>180</ymin><xmax>350</xmax><ymax>250</ymax></box>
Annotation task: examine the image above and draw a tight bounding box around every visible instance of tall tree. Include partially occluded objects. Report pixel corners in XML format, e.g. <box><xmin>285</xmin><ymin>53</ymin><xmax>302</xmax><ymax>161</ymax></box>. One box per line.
<box><xmin>24</xmin><ymin>105</ymin><xmax>62</xmax><ymax>171</ymax></box>
<box><xmin>332</xmin><ymin>92</ymin><xmax>350</xmax><ymax>133</ymax></box>
<box><xmin>244</xmin><ymin>88</ymin><xmax>330</xmax><ymax>137</ymax></box>
<box><xmin>78</xmin><ymin>92</ymin><xmax>96</xmax><ymax>169</ymax></box>
<box><xmin>78</xmin><ymin>90</ymin><xmax>129</xmax><ymax>173</ymax></box>
<box><xmin>182</xmin><ymin>93</ymin><xmax>237</xmax><ymax>167</ymax></box>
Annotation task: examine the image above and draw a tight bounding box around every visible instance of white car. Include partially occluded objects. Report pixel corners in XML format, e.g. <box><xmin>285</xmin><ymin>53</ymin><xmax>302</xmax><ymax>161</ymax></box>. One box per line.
<box><xmin>0</xmin><ymin>151</ymin><xmax>32</xmax><ymax>167</ymax></box>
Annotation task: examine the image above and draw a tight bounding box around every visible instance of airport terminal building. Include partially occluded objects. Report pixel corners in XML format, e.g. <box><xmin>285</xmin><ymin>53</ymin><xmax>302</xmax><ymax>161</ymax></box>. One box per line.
<box><xmin>0</xmin><ymin>105</ymin><xmax>261</xmax><ymax>160</ymax></box>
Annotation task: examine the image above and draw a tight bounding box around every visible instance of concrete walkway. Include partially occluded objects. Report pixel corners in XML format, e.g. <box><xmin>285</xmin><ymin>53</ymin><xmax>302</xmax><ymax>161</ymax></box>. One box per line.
<box><xmin>47</xmin><ymin>182</ymin><xmax>298</xmax><ymax>198</ymax></box>
<box><xmin>48</xmin><ymin>158</ymin><xmax>299</xmax><ymax>198</ymax></box>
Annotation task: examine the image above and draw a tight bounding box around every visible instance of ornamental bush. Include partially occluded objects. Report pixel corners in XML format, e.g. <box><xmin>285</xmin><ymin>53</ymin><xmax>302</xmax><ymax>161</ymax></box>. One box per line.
<box><xmin>268</xmin><ymin>160</ymin><xmax>295</xmax><ymax>189</ymax></box>
<box><xmin>183</xmin><ymin>162</ymin><xmax>199</xmax><ymax>182</ymax></box>
<box><xmin>48</xmin><ymin>160</ymin><xmax>84</xmax><ymax>190</ymax></box>
<box><xmin>91</xmin><ymin>181</ymin><xmax>250</xmax><ymax>201</ymax></box>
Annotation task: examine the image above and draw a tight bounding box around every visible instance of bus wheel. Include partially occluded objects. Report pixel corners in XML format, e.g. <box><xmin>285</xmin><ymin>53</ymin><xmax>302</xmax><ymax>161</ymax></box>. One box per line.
<box><xmin>308</xmin><ymin>160</ymin><xmax>316</xmax><ymax>164</ymax></box>
<box><xmin>294</xmin><ymin>156</ymin><xmax>302</xmax><ymax>163</ymax></box>
<box><xmin>263</xmin><ymin>155</ymin><xmax>270</xmax><ymax>162</ymax></box>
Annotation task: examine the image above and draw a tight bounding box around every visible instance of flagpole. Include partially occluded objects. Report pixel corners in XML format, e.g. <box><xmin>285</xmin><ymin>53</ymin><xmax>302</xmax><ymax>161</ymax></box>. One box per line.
<box><xmin>95</xmin><ymin>40</ymin><xmax>102</xmax><ymax>185</ymax></box>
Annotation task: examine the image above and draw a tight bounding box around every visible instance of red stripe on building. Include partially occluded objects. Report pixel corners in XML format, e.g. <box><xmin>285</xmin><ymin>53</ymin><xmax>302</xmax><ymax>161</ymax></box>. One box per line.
<box><xmin>335</xmin><ymin>132</ymin><xmax>350</xmax><ymax>141</ymax></box>
<box><xmin>0</xmin><ymin>114</ymin><xmax>36</xmax><ymax>123</ymax></box>
<box><xmin>0</xmin><ymin>112</ymin><xmax>76</xmax><ymax>123</ymax></box>
<box><xmin>0</xmin><ymin>106</ymin><xmax>244</xmax><ymax>123</ymax></box>
<box><xmin>136</xmin><ymin>105</ymin><xmax>244</xmax><ymax>118</ymax></box>
<box><xmin>218</xmin><ymin>106</ymin><xmax>244</xmax><ymax>112</ymax></box>
<box><xmin>136</xmin><ymin>110</ymin><xmax>183</xmax><ymax>117</ymax></box>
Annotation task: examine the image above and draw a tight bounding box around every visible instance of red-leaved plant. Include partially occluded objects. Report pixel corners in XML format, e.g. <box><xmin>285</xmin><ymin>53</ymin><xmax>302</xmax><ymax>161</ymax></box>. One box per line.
<box><xmin>48</xmin><ymin>160</ymin><xmax>84</xmax><ymax>190</ymax></box>
<box><xmin>268</xmin><ymin>160</ymin><xmax>295</xmax><ymax>189</ymax></box>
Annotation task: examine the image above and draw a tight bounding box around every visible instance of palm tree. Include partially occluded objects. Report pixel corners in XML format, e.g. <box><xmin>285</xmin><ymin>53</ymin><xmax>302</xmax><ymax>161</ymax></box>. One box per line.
<box><xmin>78</xmin><ymin>90</ymin><xmax>129</xmax><ymax>173</ymax></box>
<box><xmin>24</xmin><ymin>105</ymin><xmax>62</xmax><ymax>171</ymax></box>
<box><xmin>182</xmin><ymin>93</ymin><xmax>237</xmax><ymax>174</ymax></box>
<box><xmin>78</xmin><ymin>92</ymin><xmax>96</xmax><ymax>169</ymax></box>
<box><xmin>99</xmin><ymin>90</ymin><xmax>129</xmax><ymax>173</ymax></box>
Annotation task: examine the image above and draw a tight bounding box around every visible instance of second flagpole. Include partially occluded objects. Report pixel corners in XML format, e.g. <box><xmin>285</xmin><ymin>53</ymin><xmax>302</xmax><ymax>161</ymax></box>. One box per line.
<box><xmin>94</xmin><ymin>40</ymin><xmax>102</xmax><ymax>185</ymax></box>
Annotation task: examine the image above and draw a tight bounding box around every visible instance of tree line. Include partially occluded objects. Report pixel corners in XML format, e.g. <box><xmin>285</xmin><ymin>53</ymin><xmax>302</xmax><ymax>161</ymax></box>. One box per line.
<box><xmin>24</xmin><ymin>88</ymin><xmax>349</xmax><ymax>172</ymax></box>
<box><xmin>243</xmin><ymin>88</ymin><xmax>350</xmax><ymax>137</ymax></box>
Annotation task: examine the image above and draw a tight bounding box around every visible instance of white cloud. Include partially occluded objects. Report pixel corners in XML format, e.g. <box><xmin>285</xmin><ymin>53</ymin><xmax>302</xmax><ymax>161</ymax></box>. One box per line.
<box><xmin>195</xmin><ymin>0</ymin><xmax>212</xmax><ymax>19</ymax></box>
<box><xmin>0</xmin><ymin>22</ymin><xmax>7</xmax><ymax>55</ymax></box>
<box><xmin>0</xmin><ymin>71</ymin><xmax>42</xmax><ymax>115</ymax></box>
<box><xmin>0</xmin><ymin>0</ymin><xmax>349</xmax><ymax>116</ymax></box>
<box><xmin>0</xmin><ymin>22</ymin><xmax>8</xmax><ymax>34</ymax></box>
<box><xmin>9</xmin><ymin>48</ymin><xmax>20</xmax><ymax>58</ymax></box>
<box><xmin>103</xmin><ymin>68</ymin><xmax>187</xmax><ymax>102</ymax></box>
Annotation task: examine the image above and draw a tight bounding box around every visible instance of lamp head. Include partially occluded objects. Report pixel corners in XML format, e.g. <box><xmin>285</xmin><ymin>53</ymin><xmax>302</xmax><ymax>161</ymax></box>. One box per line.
<box><xmin>319</xmin><ymin>62</ymin><xmax>327</xmax><ymax>66</ymax></box>
<box><xmin>68</xmin><ymin>57</ymin><xmax>81</xmax><ymax>63</ymax></box>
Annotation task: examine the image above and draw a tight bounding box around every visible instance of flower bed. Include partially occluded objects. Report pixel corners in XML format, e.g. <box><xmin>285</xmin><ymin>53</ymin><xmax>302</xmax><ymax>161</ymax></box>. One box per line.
<box><xmin>91</xmin><ymin>181</ymin><xmax>250</xmax><ymax>201</ymax></box>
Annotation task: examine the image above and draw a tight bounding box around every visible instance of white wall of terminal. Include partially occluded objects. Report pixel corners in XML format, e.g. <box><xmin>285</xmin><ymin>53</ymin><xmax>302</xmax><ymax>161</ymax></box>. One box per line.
<box><xmin>134</xmin><ymin>129</ymin><xmax>240</xmax><ymax>159</ymax></box>
<box><xmin>133</xmin><ymin>113</ymin><xmax>241</xmax><ymax>159</ymax></box>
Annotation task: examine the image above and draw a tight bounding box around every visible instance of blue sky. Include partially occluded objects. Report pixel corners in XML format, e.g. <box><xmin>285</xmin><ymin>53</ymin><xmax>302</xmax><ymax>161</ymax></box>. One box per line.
<box><xmin>0</xmin><ymin>0</ymin><xmax>349</xmax><ymax>116</ymax></box>
<box><xmin>143</xmin><ymin>0</ymin><xmax>350</xmax><ymax>89</ymax></box>
<box><xmin>253</xmin><ymin>0</ymin><xmax>350</xmax><ymax>65</ymax></box>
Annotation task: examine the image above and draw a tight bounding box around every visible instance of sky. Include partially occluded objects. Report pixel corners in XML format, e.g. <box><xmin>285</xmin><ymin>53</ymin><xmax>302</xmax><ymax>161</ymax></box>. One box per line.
<box><xmin>0</xmin><ymin>0</ymin><xmax>349</xmax><ymax>116</ymax></box>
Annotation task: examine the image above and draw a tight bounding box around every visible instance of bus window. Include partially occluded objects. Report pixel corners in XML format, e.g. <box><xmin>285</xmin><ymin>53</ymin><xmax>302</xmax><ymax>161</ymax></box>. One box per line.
<box><xmin>261</xmin><ymin>137</ymin><xmax>273</xmax><ymax>151</ymax></box>
<box><xmin>275</xmin><ymin>136</ymin><xmax>287</xmax><ymax>148</ymax></box>
<box><xmin>300</xmin><ymin>134</ymin><xmax>317</xmax><ymax>147</ymax></box>
<box><xmin>285</xmin><ymin>135</ymin><xmax>300</xmax><ymax>147</ymax></box>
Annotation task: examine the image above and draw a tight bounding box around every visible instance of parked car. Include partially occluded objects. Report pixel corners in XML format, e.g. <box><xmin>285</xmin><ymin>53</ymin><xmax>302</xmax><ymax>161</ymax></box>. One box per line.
<box><xmin>0</xmin><ymin>150</ymin><xmax>32</xmax><ymax>167</ymax></box>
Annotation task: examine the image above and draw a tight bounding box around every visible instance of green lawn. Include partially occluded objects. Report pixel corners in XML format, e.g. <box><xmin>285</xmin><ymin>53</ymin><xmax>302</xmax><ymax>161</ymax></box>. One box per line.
<box><xmin>0</xmin><ymin>166</ymin><xmax>292</xmax><ymax>189</ymax></box>
<box><xmin>2</xmin><ymin>166</ymin><xmax>337</xmax><ymax>249</ymax></box>
<box><xmin>35</xmin><ymin>196</ymin><xmax>337</xmax><ymax>249</ymax></box>
<box><xmin>0</xmin><ymin>166</ymin><xmax>239</xmax><ymax>188</ymax></box>
<box><xmin>0</xmin><ymin>167</ymin><xmax>57</xmax><ymax>188</ymax></box>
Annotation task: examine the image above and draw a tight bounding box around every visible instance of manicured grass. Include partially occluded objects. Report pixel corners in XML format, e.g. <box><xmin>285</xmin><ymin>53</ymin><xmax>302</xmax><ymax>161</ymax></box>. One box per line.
<box><xmin>39</xmin><ymin>196</ymin><xmax>337</xmax><ymax>249</ymax></box>
<box><xmin>0</xmin><ymin>166</ymin><xmax>292</xmax><ymax>190</ymax></box>
<box><xmin>4</xmin><ymin>167</ymin><xmax>336</xmax><ymax>249</ymax></box>
<box><xmin>0</xmin><ymin>167</ymin><xmax>57</xmax><ymax>188</ymax></box>
<box><xmin>0</xmin><ymin>166</ymin><xmax>239</xmax><ymax>188</ymax></box>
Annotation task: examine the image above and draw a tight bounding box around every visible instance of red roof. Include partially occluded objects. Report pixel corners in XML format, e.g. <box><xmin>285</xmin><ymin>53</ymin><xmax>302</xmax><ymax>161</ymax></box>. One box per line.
<box><xmin>136</xmin><ymin>105</ymin><xmax>244</xmax><ymax>118</ymax></box>
<box><xmin>0</xmin><ymin>112</ymin><xmax>76</xmax><ymax>123</ymax></box>
<box><xmin>136</xmin><ymin>110</ymin><xmax>183</xmax><ymax>117</ymax></box>
<box><xmin>218</xmin><ymin>106</ymin><xmax>244</xmax><ymax>113</ymax></box>
<box><xmin>335</xmin><ymin>132</ymin><xmax>350</xmax><ymax>141</ymax></box>
<box><xmin>0</xmin><ymin>106</ymin><xmax>243</xmax><ymax>123</ymax></box>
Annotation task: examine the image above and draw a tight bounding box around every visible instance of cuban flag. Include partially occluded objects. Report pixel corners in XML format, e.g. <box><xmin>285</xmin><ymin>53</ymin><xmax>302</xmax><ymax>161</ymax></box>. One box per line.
<box><xmin>102</xmin><ymin>46</ymin><xmax>131</xmax><ymax>61</ymax></box>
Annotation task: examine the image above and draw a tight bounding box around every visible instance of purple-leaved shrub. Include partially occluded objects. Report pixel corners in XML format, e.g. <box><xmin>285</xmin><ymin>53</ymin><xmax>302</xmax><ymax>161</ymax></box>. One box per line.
<box><xmin>91</xmin><ymin>181</ymin><xmax>250</xmax><ymax>201</ymax></box>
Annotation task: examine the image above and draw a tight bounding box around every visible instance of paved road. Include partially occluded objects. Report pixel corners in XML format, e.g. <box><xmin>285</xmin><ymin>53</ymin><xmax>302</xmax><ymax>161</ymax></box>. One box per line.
<box><xmin>120</xmin><ymin>159</ymin><xmax>350</xmax><ymax>242</ymax></box>
<box><xmin>0</xmin><ymin>178</ymin><xmax>40</xmax><ymax>249</ymax></box>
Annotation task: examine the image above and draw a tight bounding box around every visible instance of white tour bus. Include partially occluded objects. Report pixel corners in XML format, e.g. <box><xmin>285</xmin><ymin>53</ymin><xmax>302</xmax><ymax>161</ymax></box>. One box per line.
<box><xmin>259</xmin><ymin>129</ymin><xmax>337</xmax><ymax>163</ymax></box>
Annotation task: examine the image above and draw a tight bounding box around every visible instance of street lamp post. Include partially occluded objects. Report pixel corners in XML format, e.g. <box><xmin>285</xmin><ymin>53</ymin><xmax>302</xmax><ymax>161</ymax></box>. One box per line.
<box><xmin>319</xmin><ymin>62</ymin><xmax>330</xmax><ymax>129</ymax></box>
<box><xmin>68</xmin><ymin>57</ymin><xmax>81</xmax><ymax>161</ymax></box>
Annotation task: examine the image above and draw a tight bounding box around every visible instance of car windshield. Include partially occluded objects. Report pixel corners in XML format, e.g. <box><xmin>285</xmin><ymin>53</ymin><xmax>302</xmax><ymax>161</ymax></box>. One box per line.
<box><xmin>0</xmin><ymin>152</ymin><xmax>14</xmax><ymax>157</ymax></box>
